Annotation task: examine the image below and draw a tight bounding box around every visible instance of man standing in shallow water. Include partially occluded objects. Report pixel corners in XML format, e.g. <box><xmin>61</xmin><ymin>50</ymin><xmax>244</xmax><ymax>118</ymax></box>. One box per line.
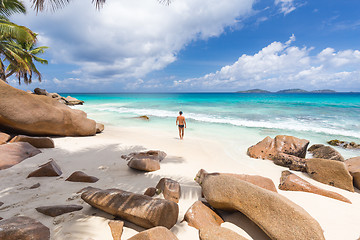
<box><xmin>176</xmin><ymin>111</ymin><xmax>186</xmax><ymax>140</ymax></box>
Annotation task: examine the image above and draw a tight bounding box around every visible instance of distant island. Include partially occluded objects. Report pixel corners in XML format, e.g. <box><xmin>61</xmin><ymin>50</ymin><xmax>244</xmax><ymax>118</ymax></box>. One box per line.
<box><xmin>236</xmin><ymin>89</ymin><xmax>337</xmax><ymax>93</ymax></box>
<box><xmin>236</xmin><ymin>89</ymin><xmax>271</xmax><ymax>93</ymax></box>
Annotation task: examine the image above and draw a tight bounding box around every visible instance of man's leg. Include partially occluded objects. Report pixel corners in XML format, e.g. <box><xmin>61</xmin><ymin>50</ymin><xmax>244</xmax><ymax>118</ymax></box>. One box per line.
<box><xmin>178</xmin><ymin>127</ymin><xmax>182</xmax><ymax>139</ymax></box>
<box><xmin>181</xmin><ymin>128</ymin><xmax>184</xmax><ymax>139</ymax></box>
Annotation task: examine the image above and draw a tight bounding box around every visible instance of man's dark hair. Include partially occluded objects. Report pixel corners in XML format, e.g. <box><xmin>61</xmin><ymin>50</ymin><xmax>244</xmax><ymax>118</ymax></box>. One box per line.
<box><xmin>179</xmin><ymin>111</ymin><xmax>183</xmax><ymax>115</ymax></box>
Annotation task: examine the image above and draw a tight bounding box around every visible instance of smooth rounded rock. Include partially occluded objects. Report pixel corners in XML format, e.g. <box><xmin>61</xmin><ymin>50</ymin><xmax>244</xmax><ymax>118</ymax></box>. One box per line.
<box><xmin>0</xmin><ymin>81</ymin><xmax>96</xmax><ymax>136</ymax></box>
<box><xmin>81</xmin><ymin>187</ymin><xmax>179</xmax><ymax>229</ymax></box>
<box><xmin>279</xmin><ymin>170</ymin><xmax>351</xmax><ymax>203</ymax></box>
<box><xmin>128</xmin><ymin>158</ymin><xmax>160</xmax><ymax>172</ymax></box>
<box><xmin>9</xmin><ymin>135</ymin><xmax>54</xmax><ymax>148</ymax></box>
<box><xmin>184</xmin><ymin>200</ymin><xmax>224</xmax><ymax>230</ymax></box>
<box><xmin>65</xmin><ymin>171</ymin><xmax>99</xmax><ymax>183</ymax></box>
<box><xmin>247</xmin><ymin>135</ymin><xmax>309</xmax><ymax>160</ymax></box>
<box><xmin>199</xmin><ymin>226</ymin><xmax>248</xmax><ymax>240</ymax></box>
<box><xmin>36</xmin><ymin>205</ymin><xmax>83</xmax><ymax>217</ymax></box>
<box><xmin>128</xmin><ymin>226</ymin><xmax>178</xmax><ymax>240</ymax></box>
<box><xmin>308</xmin><ymin>146</ymin><xmax>344</xmax><ymax>161</ymax></box>
<box><xmin>195</xmin><ymin>170</ymin><xmax>325</xmax><ymax>240</ymax></box>
<box><xmin>345</xmin><ymin>157</ymin><xmax>360</xmax><ymax>189</ymax></box>
<box><xmin>122</xmin><ymin>150</ymin><xmax>167</xmax><ymax>162</ymax></box>
<box><xmin>195</xmin><ymin>169</ymin><xmax>277</xmax><ymax>192</ymax></box>
<box><xmin>306</xmin><ymin>158</ymin><xmax>354</xmax><ymax>192</ymax></box>
<box><xmin>156</xmin><ymin>178</ymin><xmax>181</xmax><ymax>203</ymax></box>
<box><xmin>271</xmin><ymin>153</ymin><xmax>307</xmax><ymax>172</ymax></box>
<box><xmin>0</xmin><ymin>142</ymin><xmax>41</xmax><ymax>170</ymax></box>
<box><xmin>0</xmin><ymin>216</ymin><xmax>50</xmax><ymax>240</ymax></box>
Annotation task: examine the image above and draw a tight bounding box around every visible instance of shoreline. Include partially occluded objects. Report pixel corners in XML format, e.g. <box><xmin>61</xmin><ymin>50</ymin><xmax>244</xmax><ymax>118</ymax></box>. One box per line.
<box><xmin>0</xmin><ymin>125</ymin><xmax>359</xmax><ymax>239</ymax></box>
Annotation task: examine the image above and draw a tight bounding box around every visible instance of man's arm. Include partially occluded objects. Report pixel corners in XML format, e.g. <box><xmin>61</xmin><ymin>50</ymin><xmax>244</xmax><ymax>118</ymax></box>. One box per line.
<box><xmin>184</xmin><ymin>118</ymin><xmax>186</xmax><ymax>128</ymax></box>
<box><xmin>176</xmin><ymin>116</ymin><xmax>178</xmax><ymax>125</ymax></box>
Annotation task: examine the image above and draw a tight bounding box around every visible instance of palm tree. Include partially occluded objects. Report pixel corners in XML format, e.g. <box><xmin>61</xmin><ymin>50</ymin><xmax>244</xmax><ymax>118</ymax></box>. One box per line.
<box><xmin>31</xmin><ymin>0</ymin><xmax>171</xmax><ymax>12</ymax></box>
<box><xmin>0</xmin><ymin>0</ymin><xmax>47</xmax><ymax>84</ymax></box>
<box><xmin>5</xmin><ymin>35</ymin><xmax>48</xmax><ymax>84</ymax></box>
<box><xmin>0</xmin><ymin>21</ymin><xmax>38</xmax><ymax>82</ymax></box>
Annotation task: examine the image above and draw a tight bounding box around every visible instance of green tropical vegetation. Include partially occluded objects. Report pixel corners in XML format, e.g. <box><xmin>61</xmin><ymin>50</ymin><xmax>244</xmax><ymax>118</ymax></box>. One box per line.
<box><xmin>0</xmin><ymin>0</ymin><xmax>48</xmax><ymax>84</ymax></box>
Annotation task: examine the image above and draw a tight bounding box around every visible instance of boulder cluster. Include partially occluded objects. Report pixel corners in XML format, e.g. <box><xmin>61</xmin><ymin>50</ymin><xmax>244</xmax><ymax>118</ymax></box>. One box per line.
<box><xmin>33</xmin><ymin>87</ymin><xmax>84</xmax><ymax>106</ymax></box>
<box><xmin>0</xmin><ymin>81</ymin><xmax>104</xmax><ymax>136</ymax></box>
<box><xmin>0</xmin><ymin>135</ymin><xmax>53</xmax><ymax>170</ymax></box>
<box><xmin>247</xmin><ymin>135</ymin><xmax>360</xmax><ymax>193</ymax></box>
<box><xmin>0</xmin><ymin>129</ymin><xmax>359</xmax><ymax>239</ymax></box>
<box><xmin>328</xmin><ymin>139</ymin><xmax>360</xmax><ymax>149</ymax></box>
<box><xmin>122</xmin><ymin>150</ymin><xmax>167</xmax><ymax>172</ymax></box>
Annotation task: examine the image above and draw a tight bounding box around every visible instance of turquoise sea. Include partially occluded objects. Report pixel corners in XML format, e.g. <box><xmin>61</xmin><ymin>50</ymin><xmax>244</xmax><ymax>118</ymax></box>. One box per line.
<box><xmin>69</xmin><ymin>93</ymin><xmax>360</xmax><ymax>157</ymax></box>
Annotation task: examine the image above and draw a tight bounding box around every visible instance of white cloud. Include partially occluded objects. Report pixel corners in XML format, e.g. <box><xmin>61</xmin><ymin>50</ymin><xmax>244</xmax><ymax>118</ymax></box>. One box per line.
<box><xmin>177</xmin><ymin>35</ymin><xmax>360</xmax><ymax>91</ymax></box>
<box><xmin>12</xmin><ymin>0</ymin><xmax>254</xmax><ymax>82</ymax></box>
<box><xmin>275</xmin><ymin>0</ymin><xmax>297</xmax><ymax>15</ymax></box>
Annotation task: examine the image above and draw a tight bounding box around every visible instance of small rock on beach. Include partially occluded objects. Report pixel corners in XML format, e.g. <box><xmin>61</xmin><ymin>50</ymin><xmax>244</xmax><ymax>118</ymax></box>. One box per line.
<box><xmin>65</xmin><ymin>171</ymin><xmax>99</xmax><ymax>183</ymax></box>
<box><xmin>36</xmin><ymin>205</ymin><xmax>83</xmax><ymax>217</ymax></box>
<box><xmin>27</xmin><ymin>159</ymin><xmax>62</xmax><ymax>178</ymax></box>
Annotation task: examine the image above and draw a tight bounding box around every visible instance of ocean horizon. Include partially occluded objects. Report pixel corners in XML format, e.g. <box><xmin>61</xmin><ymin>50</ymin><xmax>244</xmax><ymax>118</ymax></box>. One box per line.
<box><xmin>70</xmin><ymin>92</ymin><xmax>360</xmax><ymax>159</ymax></box>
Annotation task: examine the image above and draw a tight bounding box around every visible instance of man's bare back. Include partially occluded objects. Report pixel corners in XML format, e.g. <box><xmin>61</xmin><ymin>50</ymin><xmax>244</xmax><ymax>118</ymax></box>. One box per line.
<box><xmin>176</xmin><ymin>111</ymin><xmax>186</xmax><ymax>139</ymax></box>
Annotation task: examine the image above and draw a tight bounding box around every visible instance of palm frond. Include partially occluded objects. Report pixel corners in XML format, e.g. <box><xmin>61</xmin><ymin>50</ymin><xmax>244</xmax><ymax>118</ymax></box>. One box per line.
<box><xmin>0</xmin><ymin>0</ymin><xmax>26</xmax><ymax>17</ymax></box>
<box><xmin>0</xmin><ymin>20</ymin><xmax>36</xmax><ymax>44</ymax></box>
<box><xmin>32</xmin><ymin>0</ymin><xmax>172</xmax><ymax>12</ymax></box>
<box><xmin>31</xmin><ymin>0</ymin><xmax>70</xmax><ymax>12</ymax></box>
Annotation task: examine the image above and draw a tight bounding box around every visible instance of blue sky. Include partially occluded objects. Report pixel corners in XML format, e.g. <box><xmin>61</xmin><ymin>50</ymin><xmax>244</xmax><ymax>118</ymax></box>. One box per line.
<box><xmin>8</xmin><ymin>0</ymin><xmax>360</xmax><ymax>92</ymax></box>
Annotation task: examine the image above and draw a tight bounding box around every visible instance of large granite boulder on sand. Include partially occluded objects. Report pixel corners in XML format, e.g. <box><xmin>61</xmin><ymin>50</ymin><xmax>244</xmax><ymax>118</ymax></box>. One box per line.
<box><xmin>128</xmin><ymin>226</ymin><xmax>178</xmax><ymax>240</ymax></box>
<box><xmin>184</xmin><ymin>200</ymin><xmax>224</xmax><ymax>230</ymax></box>
<box><xmin>0</xmin><ymin>81</ymin><xmax>96</xmax><ymax>136</ymax></box>
<box><xmin>9</xmin><ymin>135</ymin><xmax>54</xmax><ymax>148</ymax></box>
<box><xmin>247</xmin><ymin>135</ymin><xmax>309</xmax><ymax>160</ymax></box>
<box><xmin>271</xmin><ymin>153</ymin><xmax>307</xmax><ymax>172</ymax></box>
<box><xmin>156</xmin><ymin>178</ymin><xmax>181</xmax><ymax>203</ymax></box>
<box><xmin>35</xmin><ymin>205</ymin><xmax>83</xmax><ymax>217</ymax></box>
<box><xmin>345</xmin><ymin>157</ymin><xmax>360</xmax><ymax>189</ymax></box>
<box><xmin>308</xmin><ymin>145</ymin><xmax>344</xmax><ymax>162</ymax></box>
<box><xmin>65</xmin><ymin>171</ymin><xmax>99</xmax><ymax>183</ymax></box>
<box><xmin>128</xmin><ymin>158</ymin><xmax>160</xmax><ymax>172</ymax></box>
<box><xmin>122</xmin><ymin>150</ymin><xmax>167</xmax><ymax>162</ymax></box>
<box><xmin>0</xmin><ymin>142</ymin><xmax>41</xmax><ymax>170</ymax></box>
<box><xmin>279</xmin><ymin>170</ymin><xmax>351</xmax><ymax>203</ymax></box>
<box><xmin>199</xmin><ymin>226</ymin><xmax>248</xmax><ymax>240</ymax></box>
<box><xmin>123</xmin><ymin>150</ymin><xmax>166</xmax><ymax>172</ymax></box>
<box><xmin>306</xmin><ymin>158</ymin><xmax>354</xmax><ymax>192</ymax></box>
<box><xmin>195</xmin><ymin>170</ymin><xmax>325</xmax><ymax>240</ymax></box>
<box><xmin>0</xmin><ymin>216</ymin><xmax>50</xmax><ymax>240</ymax></box>
<box><xmin>0</xmin><ymin>132</ymin><xmax>10</xmax><ymax>144</ymax></box>
<box><xmin>27</xmin><ymin>159</ymin><xmax>62</xmax><ymax>178</ymax></box>
<box><xmin>195</xmin><ymin>169</ymin><xmax>277</xmax><ymax>192</ymax></box>
<box><xmin>81</xmin><ymin>187</ymin><xmax>178</xmax><ymax>229</ymax></box>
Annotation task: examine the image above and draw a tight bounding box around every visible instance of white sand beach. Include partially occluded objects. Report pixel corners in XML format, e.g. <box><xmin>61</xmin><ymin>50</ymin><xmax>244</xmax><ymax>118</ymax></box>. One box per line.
<box><xmin>0</xmin><ymin>125</ymin><xmax>359</xmax><ymax>240</ymax></box>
